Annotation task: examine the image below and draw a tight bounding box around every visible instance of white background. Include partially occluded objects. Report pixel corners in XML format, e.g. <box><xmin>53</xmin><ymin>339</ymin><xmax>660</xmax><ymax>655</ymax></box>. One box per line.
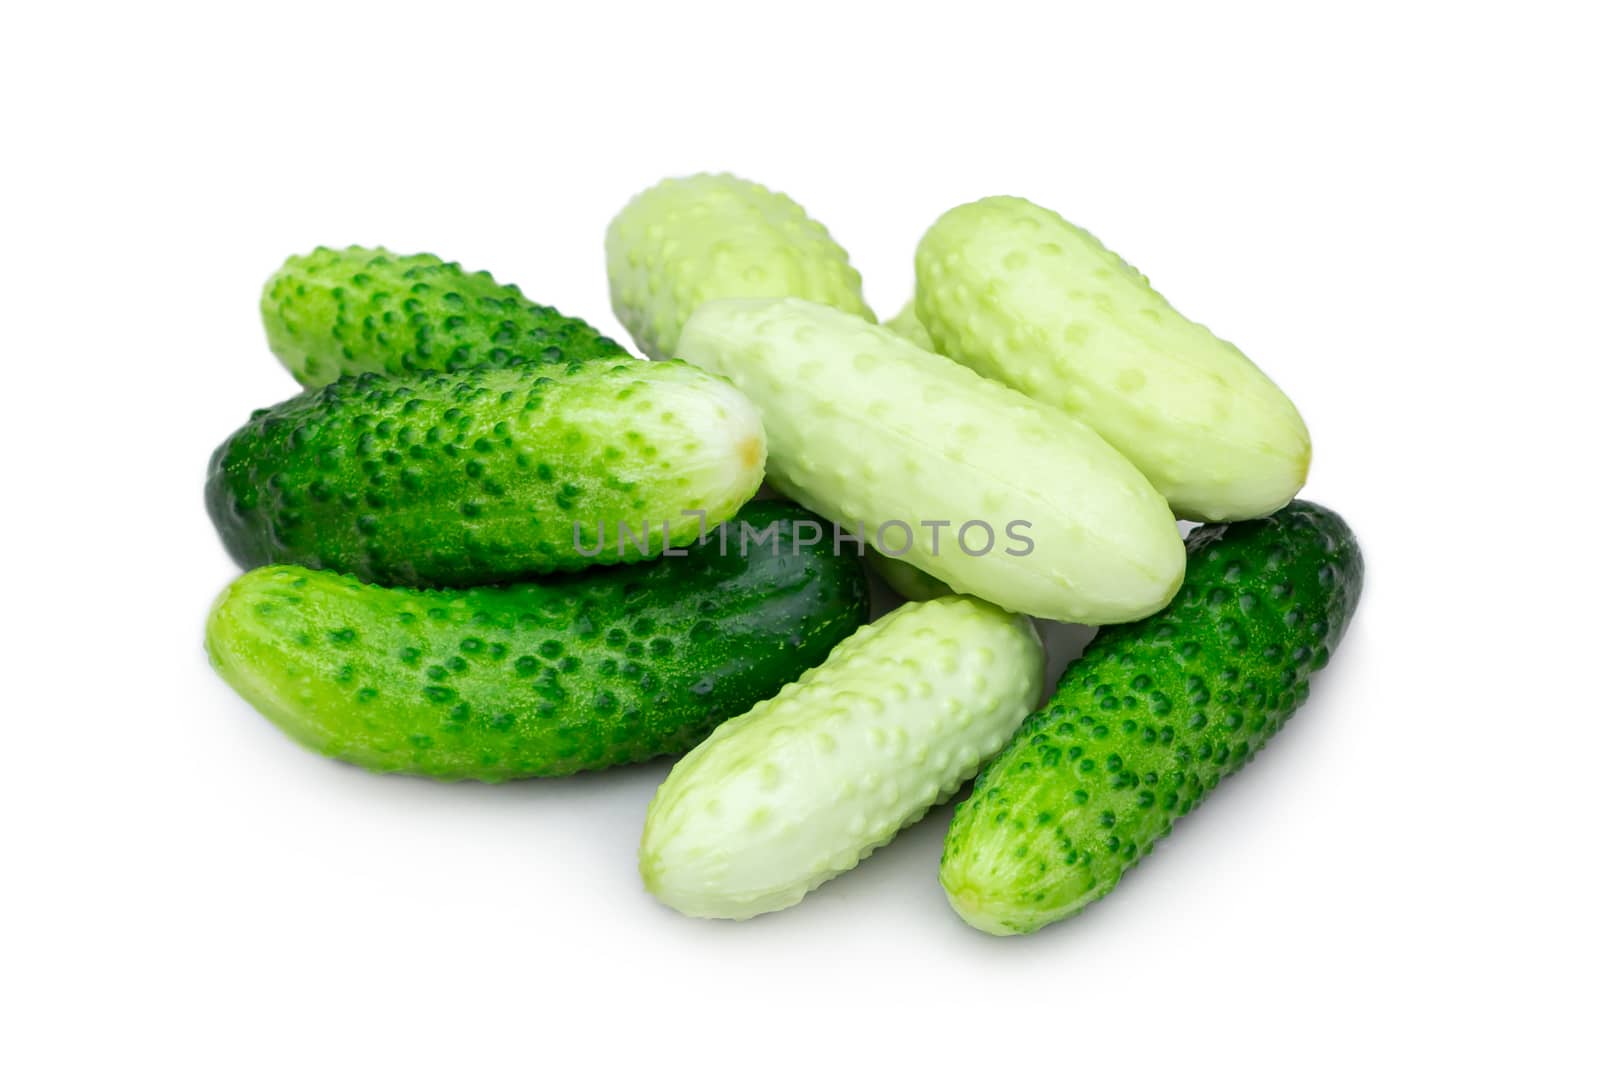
<box><xmin>4</xmin><ymin>2</ymin><xmax>1596</xmax><ymax>1063</ymax></box>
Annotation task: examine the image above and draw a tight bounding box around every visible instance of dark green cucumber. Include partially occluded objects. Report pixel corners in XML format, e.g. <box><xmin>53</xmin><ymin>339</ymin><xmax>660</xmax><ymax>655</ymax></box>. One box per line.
<box><xmin>263</xmin><ymin>246</ymin><xmax>629</xmax><ymax>387</ymax></box>
<box><xmin>206</xmin><ymin>502</ymin><xmax>871</xmax><ymax>781</ymax></box>
<box><xmin>940</xmin><ymin>500</ymin><xmax>1362</xmax><ymax>935</ymax></box>
<box><xmin>205</xmin><ymin>358</ymin><xmax>766</xmax><ymax>586</ymax></box>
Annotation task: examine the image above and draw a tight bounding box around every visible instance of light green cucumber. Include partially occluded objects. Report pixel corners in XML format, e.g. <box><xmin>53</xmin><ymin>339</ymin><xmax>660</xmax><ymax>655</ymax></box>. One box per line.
<box><xmin>263</xmin><ymin>246</ymin><xmax>629</xmax><ymax>387</ymax></box>
<box><xmin>883</xmin><ymin>299</ymin><xmax>934</xmax><ymax>349</ymax></box>
<box><xmin>206</xmin><ymin>358</ymin><xmax>766</xmax><ymax>586</ymax></box>
<box><xmin>639</xmin><ymin>596</ymin><xmax>1044</xmax><ymax>919</ymax></box>
<box><xmin>916</xmin><ymin>196</ymin><xmax>1310</xmax><ymax>520</ymax></box>
<box><xmin>676</xmin><ymin>298</ymin><xmax>1185</xmax><ymax>624</ymax></box>
<box><xmin>605</xmin><ymin>173</ymin><xmax>873</xmax><ymax>359</ymax></box>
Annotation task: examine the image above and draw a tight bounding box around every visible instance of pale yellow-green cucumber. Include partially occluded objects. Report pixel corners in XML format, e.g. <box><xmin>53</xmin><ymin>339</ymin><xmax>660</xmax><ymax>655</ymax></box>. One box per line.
<box><xmin>640</xmin><ymin>596</ymin><xmax>1044</xmax><ymax>920</ymax></box>
<box><xmin>916</xmin><ymin>196</ymin><xmax>1310</xmax><ymax>521</ymax></box>
<box><xmin>605</xmin><ymin>173</ymin><xmax>873</xmax><ymax>359</ymax></box>
<box><xmin>675</xmin><ymin>298</ymin><xmax>1185</xmax><ymax>624</ymax></box>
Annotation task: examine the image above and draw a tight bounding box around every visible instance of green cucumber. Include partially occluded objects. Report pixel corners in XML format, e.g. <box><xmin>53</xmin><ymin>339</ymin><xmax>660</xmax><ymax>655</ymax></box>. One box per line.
<box><xmin>883</xmin><ymin>299</ymin><xmax>934</xmax><ymax>349</ymax></box>
<box><xmin>206</xmin><ymin>502</ymin><xmax>870</xmax><ymax>781</ymax></box>
<box><xmin>940</xmin><ymin>500</ymin><xmax>1362</xmax><ymax>935</ymax></box>
<box><xmin>205</xmin><ymin>358</ymin><xmax>766</xmax><ymax>586</ymax></box>
<box><xmin>676</xmin><ymin>297</ymin><xmax>1186</xmax><ymax>625</ymax></box>
<box><xmin>263</xmin><ymin>246</ymin><xmax>629</xmax><ymax>387</ymax></box>
<box><xmin>916</xmin><ymin>196</ymin><xmax>1311</xmax><ymax>521</ymax></box>
<box><xmin>639</xmin><ymin>596</ymin><xmax>1044</xmax><ymax>919</ymax></box>
<box><xmin>606</xmin><ymin>173</ymin><xmax>873</xmax><ymax>359</ymax></box>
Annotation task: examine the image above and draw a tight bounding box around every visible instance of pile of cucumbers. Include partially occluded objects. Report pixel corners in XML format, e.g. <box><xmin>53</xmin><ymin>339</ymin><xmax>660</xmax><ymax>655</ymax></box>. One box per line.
<box><xmin>205</xmin><ymin>173</ymin><xmax>1363</xmax><ymax>937</ymax></box>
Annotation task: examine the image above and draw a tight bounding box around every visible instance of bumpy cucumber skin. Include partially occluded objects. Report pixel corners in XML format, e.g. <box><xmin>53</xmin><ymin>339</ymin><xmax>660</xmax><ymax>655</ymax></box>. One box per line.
<box><xmin>640</xmin><ymin>596</ymin><xmax>1044</xmax><ymax>919</ymax></box>
<box><xmin>206</xmin><ymin>503</ymin><xmax>870</xmax><ymax>781</ymax></box>
<box><xmin>676</xmin><ymin>297</ymin><xmax>1185</xmax><ymax>625</ymax></box>
<box><xmin>916</xmin><ymin>196</ymin><xmax>1311</xmax><ymax>521</ymax></box>
<box><xmin>606</xmin><ymin>173</ymin><xmax>874</xmax><ymax>359</ymax></box>
<box><xmin>205</xmin><ymin>358</ymin><xmax>766</xmax><ymax>586</ymax></box>
<box><xmin>940</xmin><ymin>501</ymin><xmax>1362</xmax><ymax>935</ymax></box>
<box><xmin>262</xmin><ymin>246</ymin><xmax>629</xmax><ymax>388</ymax></box>
<box><xmin>883</xmin><ymin>299</ymin><xmax>934</xmax><ymax>350</ymax></box>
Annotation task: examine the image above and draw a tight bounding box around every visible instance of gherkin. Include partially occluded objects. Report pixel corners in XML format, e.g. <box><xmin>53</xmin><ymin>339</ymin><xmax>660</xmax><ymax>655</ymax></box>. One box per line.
<box><xmin>941</xmin><ymin>501</ymin><xmax>1363</xmax><ymax>935</ymax></box>
<box><xmin>205</xmin><ymin>358</ymin><xmax>766</xmax><ymax>586</ymax></box>
<box><xmin>606</xmin><ymin>173</ymin><xmax>873</xmax><ymax>359</ymax></box>
<box><xmin>916</xmin><ymin>196</ymin><xmax>1311</xmax><ymax>521</ymax></box>
<box><xmin>262</xmin><ymin>245</ymin><xmax>628</xmax><ymax>387</ymax></box>
<box><xmin>206</xmin><ymin>503</ymin><xmax>870</xmax><ymax>781</ymax></box>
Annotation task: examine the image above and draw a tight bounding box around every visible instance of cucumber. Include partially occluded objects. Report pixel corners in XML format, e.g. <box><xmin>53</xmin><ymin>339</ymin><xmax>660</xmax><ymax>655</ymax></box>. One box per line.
<box><xmin>605</xmin><ymin>173</ymin><xmax>874</xmax><ymax>359</ymax></box>
<box><xmin>916</xmin><ymin>196</ymin><xmax>1311</xmax><ymax>521</ymax></box>
<box><xmin>205</xmin><ymin>358</ymin><xmax>766</xmax><ymax>586</ymax></box>
<box><xmin>675</xmin><ymin>297</ymin><xmax>1186</xmax><ymax>625</ymax></box>
<box><xmin>639</xmin><ymin>596</ymin><xmax>1044</xmax><ymax>919</ymax></box>
<box><xmin>940</xmin><ymin>500</ymin><xmax>1362</xmax><ymax>935</ymax></box>
<box><xmin>866</xmin><ymin>548</ymin><xmax>952</xmax><ymax>601</ymax></box>
<box><xmin>206</xmin><ymin>502</ymin><xmax>870</xmax><ymax>781</ymax></box>
<box><xmin>263</xmin><ymin>246</ymin><xmax>629</xmax><ymax>387</ymax></box>
<box><xmin>883</xmin><ymin>299</ymin><xmax>934</xmax><ymax>349</ymax></box>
